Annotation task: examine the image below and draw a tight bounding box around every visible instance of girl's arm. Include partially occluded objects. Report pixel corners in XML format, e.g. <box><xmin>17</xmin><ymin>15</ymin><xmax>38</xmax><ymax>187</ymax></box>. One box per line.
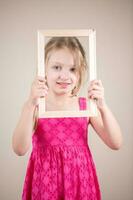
<box><xmin>12</xmin><ymin>100</ymin><xmax>36</xmax><ymax>156</ymax></box>
<box><xmin>88</xmin><ymin>79</ymin><xmax>123</xmax><ymax>150</ymax></box>
<box><xmin>12</xmin><ymin>76</ymin><xmax>48</xmax><ymax>156</ymax></box>
<box><xmin>89</xmin><ymin>105</ymin><xmax>123</xmax><ymax>150</ymax></box>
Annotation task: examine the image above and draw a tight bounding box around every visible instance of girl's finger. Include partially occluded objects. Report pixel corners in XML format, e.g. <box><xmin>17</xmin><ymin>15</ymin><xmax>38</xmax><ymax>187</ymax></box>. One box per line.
<box><xmin>91</xmin><ymin>94</ymin><xmax>103</xmax><ymax>100</ymax></box>
<box><xmin>90</xmin><ymin>79</ymin><xmax>103</xmax><ymax>87</ymax></box>
<box><xmin>35</xmin><ymin>76</ymin><xmax>46</xmax><ymax>84</ymax></box>
<box><xmin>88</xmin><ymin>85</ymin><xmax>102</xmax><ymax>92</ymax></box>
<box><xmin>32</xmin><ymin>78</ymin><xmax>44</xmax><ymax>86</ymax></box>
<box><xmin>37</xmin><ymin>86</ymin><xmax>49</xmax><ymax>90</ymax></box>
<box><xmin>38</xmin><ymin>88</ymin><xmax>48</xmax><ymax>93</ymax></box>
<box><xmin>40</xmin><ymin>91</ymin><xmax>48</xmax><ymax>98</ymax></box>
<box><xmin>88</xmin><ymin>91</ymin><xmax>102</xmax><ymax>97</ymax></box>
<box><xmin>89</xmin><ymin>93</ymin><xmax>103</xmax><ymax>100</ymax></box>
<box><xmin>95</xmin><ymin>80</ymin><xmax>103</xmax><ymax>87</ymax></box>
<box><xmin>37</xmin><ymin>82</ymin><xmax>48</xmax><ymax>88</ymax></box>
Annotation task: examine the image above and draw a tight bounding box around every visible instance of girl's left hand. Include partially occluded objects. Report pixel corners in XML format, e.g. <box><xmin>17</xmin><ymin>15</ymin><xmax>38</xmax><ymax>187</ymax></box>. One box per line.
<box><xmin>88</xmin><ymin>79</ymin><xmax>107</xmax><ymax>110</ymax></box>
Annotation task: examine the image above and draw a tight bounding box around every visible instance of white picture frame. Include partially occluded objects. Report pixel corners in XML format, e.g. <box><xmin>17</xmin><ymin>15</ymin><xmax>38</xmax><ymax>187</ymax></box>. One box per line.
<box><xmin>37</xmin><ymin>29</ymin><xmax>98</xmax><ymax>118</ymax></box>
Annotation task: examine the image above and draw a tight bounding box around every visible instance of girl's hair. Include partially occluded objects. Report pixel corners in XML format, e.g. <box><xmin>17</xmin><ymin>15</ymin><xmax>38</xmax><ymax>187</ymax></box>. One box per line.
<box><xmin>33</xmin><ymin>37</ymin><xmax>88</xmax><ymax>131</ymax></box>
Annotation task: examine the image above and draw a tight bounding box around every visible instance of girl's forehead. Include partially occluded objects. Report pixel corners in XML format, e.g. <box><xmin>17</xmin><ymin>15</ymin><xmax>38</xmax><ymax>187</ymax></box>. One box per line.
<box><xmin>46</xmin><ymin>48</ymin><xmax>79</xmax><ymax>67</ymax></box>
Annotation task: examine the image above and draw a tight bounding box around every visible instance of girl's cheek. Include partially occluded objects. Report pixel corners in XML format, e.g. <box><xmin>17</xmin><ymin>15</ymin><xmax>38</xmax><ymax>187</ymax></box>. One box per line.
<box><xmin>72</xmin><ymin>77</ymin><xmax>77</xmax><ymax>84</ymax></box>
<box><xmin>73</xmin><ymin>73</ymin><xmax>78</xmax><ymax>80</ymax></box>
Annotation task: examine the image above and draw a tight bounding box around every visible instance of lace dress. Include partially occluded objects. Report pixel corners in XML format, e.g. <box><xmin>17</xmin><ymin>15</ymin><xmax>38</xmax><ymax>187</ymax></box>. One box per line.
<box><xmin>22</xmin><ymin>97</ymin><xmax>101</xmax><ymax>200</ymax></box>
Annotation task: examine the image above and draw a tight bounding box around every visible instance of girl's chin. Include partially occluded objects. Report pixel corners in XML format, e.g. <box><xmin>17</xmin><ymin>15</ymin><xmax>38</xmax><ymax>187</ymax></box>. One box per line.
<box><xmin>54</xmin><ymin>90</ymin><xmax>72</xmax><ymax>96</ymax></box>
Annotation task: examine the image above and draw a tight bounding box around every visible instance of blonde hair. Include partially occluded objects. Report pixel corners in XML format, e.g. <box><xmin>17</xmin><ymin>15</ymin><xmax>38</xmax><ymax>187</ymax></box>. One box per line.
<box><xmin>33</xmin><ymin>37</ymin><xmax>88</xmax><ymax>131</ymax></box>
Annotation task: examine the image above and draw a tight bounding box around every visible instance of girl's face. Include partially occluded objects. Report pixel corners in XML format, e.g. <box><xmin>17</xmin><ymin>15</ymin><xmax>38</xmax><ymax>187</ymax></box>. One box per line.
<box><xmin>46</xmin><ymin>48</ymin><xmax>79</xmax><ymax>96</ymax></box>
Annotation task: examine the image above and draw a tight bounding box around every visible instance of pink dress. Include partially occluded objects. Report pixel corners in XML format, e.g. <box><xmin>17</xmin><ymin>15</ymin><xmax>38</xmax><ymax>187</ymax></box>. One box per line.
<box><xmin>22</xmin><ymin>97</ymin><xmax>101</xmax><ymax>200</ymax></box>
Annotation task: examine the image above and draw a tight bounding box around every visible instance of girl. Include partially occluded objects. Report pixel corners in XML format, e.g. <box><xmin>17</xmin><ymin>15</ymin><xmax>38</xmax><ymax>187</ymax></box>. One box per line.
<box><xmin>12</xmin><ymin>37</ymin><xmax>122</xmax><ymax>200</ymax></box>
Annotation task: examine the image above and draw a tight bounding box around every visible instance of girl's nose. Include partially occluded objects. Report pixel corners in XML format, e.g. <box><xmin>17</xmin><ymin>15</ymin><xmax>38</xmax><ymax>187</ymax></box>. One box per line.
<box><xmin>59</xmin><ymin>70</ymin><xmax>69</xmax><ymax>80</ymax></box>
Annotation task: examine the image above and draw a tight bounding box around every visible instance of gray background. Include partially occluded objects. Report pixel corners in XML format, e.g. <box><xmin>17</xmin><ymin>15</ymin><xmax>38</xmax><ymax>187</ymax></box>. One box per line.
<box><xmin>0</xmin><ymin>0</ymin><xmax>133</xmax><ymax>199</ymax></box>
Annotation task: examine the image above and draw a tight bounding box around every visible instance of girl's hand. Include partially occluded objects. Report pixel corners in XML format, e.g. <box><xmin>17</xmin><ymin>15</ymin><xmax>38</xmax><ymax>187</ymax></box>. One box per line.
<box><xmin>88</xmin><ymin>79</ymin><xmax>106</xmax><ymax>110</ymax></box>
<box><xmin>27</xmin><ymin>76</ymin><xmax>49</xmax><ymax>107</ymax></box>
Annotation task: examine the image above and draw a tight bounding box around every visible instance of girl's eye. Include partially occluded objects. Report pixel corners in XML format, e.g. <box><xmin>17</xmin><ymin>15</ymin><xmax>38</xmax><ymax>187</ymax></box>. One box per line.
<box><xmin>70</xmin><ymin>67</ymin><xmax>76</xmax><ymax>72</ymax></box>
<box><xmin>53</xmin><ymin>66</ymin><xmax>61</xmax><ymax>70</ymax></box>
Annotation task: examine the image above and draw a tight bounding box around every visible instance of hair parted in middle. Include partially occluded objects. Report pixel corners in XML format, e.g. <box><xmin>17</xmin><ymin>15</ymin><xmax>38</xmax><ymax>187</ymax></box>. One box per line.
<box><xmin>45</xmin><ymin>37</ymin><xmax>88</xmax><ymax>96</ymax></box>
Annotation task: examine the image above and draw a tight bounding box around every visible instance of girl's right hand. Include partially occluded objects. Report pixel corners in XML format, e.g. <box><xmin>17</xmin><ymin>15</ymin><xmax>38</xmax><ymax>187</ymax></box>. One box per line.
<box><xmin>27</xmin><ymin>76</ymin><xmax>49</xmax><ymax>107</ymax></box>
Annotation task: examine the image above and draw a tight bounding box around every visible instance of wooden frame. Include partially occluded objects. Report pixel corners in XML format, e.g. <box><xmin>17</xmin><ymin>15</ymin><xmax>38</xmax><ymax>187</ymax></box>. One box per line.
<box><xmin>37</xmin><ymin>29</ymin><xmax>98</xmax><ymax>118</ymax></box>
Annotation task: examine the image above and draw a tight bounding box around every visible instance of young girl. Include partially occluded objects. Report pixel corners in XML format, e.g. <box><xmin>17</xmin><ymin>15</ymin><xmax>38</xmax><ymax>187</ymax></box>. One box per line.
<box><xmin>12</xmin><ymin>37</ymin><xmax>122</xmax><ymax>200</ymax></box>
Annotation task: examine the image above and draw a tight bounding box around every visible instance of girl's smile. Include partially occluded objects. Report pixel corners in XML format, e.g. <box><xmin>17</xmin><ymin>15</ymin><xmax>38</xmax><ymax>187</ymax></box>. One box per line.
<box><xmin>56</xmin><ymin>82</ymin><xmax>71</xmax><ymax>88</ymax></box>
